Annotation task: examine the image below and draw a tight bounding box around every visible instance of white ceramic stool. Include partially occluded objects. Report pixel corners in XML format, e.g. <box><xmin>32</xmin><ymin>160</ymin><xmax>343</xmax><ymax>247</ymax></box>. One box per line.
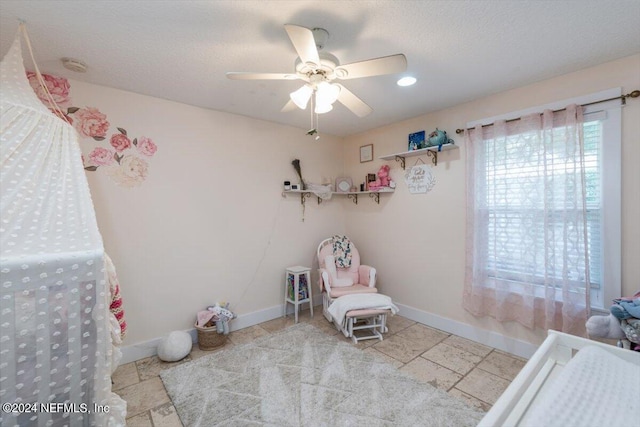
<box><xmin>284</xmin><ymin>266</ymin><xmax>313</xmax><ymax>323</ymax></box>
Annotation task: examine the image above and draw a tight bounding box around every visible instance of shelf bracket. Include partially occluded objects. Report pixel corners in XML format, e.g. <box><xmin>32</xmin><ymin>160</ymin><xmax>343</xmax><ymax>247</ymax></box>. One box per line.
<box><xmin>300</xmin><ymin>192</ymin><xmax>312</xmax><ymax>206</ymax></box>
<box><xmin>394</xmin><ymin>155</ymin><xmax>406</xmax><ymax>170</ymax></box>
<box><xmin>369</xmin><ymin>192</ymin><xmax>380</xmax><ymax>204</ymax></box>
<box><xmin>317</xmin><ymin>196</ymin><xmax>322</xmax><ymax>205</ymax></box>
<box><xmin>426</xmin><ymin>150</ymin><xmax>438</xmax><ymax>166</ymax></box>
<box><xmin>347</xmin><ymin>194</ymin><xmax>358</xmax><ymax>205</ymax></box>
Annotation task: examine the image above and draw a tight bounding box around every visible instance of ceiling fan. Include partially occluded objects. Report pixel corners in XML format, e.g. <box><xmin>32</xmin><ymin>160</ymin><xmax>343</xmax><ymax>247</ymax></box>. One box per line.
<box><xmin>226</xmin><ymin>24</ymin><xmax>407</xmax><ymax>118</ymax></box>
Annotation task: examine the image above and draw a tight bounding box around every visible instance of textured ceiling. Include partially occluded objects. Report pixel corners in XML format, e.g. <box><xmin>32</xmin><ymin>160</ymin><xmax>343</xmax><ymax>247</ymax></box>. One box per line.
<box><xmin>1</xmin><ymin>1</ymin><xmax>639</xmax><ymax>137</ymax></box>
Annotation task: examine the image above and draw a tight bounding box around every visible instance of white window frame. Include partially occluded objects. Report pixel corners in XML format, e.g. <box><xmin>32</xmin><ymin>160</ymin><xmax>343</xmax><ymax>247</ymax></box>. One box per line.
<box><xmin>467</xmin><ymin>88</ymin><xmax>622</xmax><ymax>311</ymax></box>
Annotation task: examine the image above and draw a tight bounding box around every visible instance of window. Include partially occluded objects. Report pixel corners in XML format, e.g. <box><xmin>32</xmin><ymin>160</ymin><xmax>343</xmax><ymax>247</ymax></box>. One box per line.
<box><xmin>468</xmin><ymin>89</ymin><xmax>621</xmax><ymax>310</ymax></box>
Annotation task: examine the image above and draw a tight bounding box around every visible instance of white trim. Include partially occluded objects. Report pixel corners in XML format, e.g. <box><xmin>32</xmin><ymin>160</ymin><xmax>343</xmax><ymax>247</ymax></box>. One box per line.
<box><xmin>596</xmin><ymin>105</ymin><xmax>622</xmax><ymax>309</ymax></box>
<box><xmin>395</xmin><ymin>303</ymin><xmax>538</xmax><ymax>359</ymax></box>
<box><xmin>119</xmin><ymin>329</ymin><xmax>198</xmax><ymax>365</ymax></box>
<box><xmin>119</xmin><ymin>295</ymin><xmax>323</xmax><ymax>364</ymax></box>
<box><xmin>120</xmin><ymin>298</ymin><xmax>536</xmax><ymax>364</ymax></box>
<box><xmin>120</xmin><ymin>297</ymin><xmax>538</xmax><ymax>365</ymax></box>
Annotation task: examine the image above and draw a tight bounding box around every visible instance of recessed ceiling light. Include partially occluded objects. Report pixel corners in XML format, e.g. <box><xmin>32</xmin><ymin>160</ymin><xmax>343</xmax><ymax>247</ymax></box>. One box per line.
<box><xmin>397</xmin><ymin>76</ymin><xmax>416</xmax><ymax>87</ymax></box>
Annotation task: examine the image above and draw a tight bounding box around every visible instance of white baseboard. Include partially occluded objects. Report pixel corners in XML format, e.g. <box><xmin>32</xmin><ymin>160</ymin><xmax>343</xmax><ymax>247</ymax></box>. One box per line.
<box><xmin>120</xmin><ymin>295</ymin><xmax>322</xmax><ymax>365</ymax></box>
<box><xmin>121</xmin><ymin>297</ymin><xmax>536</xmax><ymax>364</ymax></box>
<box><xmin>394</xmin><ymin>303</ymin><xmax>538</xmax><ymax>359</ymax></box>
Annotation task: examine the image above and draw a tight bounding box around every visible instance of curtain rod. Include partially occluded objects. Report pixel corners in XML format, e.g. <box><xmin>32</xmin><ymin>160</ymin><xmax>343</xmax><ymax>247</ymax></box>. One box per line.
<box><xmin>455</xmin><ymin>89</ymin><xmax>640</xmax><ymax>134</ymax></box>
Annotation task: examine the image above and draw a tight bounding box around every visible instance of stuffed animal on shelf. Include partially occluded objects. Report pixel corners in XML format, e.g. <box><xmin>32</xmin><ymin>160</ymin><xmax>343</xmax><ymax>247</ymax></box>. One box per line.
<box><xmin>368</xmin><ymin>164</ymin><xmax>390</xmax><ymax>191</ymax></box>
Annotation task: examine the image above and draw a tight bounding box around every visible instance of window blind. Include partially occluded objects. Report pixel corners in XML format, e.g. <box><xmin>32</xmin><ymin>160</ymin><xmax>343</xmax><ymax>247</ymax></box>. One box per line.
<box><xmin>483</xmin><ymin>119</ymin><xmax>602</xmax><ymax>288</ymax></box>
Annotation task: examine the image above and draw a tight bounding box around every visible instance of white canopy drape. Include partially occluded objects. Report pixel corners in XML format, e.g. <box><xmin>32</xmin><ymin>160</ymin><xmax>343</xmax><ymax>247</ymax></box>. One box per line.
<box><xmin>1</xmin><ymin>32</ymin><xmax>123</xmax><ymax>426</ymax></box>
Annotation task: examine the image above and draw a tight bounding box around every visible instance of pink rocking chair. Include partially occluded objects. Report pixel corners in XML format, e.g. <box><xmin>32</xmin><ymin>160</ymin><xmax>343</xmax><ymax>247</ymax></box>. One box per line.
<box><xmin>317</xmin><ymin>236</ymin><xmax>393</xmax><ymax>343</ymax></box>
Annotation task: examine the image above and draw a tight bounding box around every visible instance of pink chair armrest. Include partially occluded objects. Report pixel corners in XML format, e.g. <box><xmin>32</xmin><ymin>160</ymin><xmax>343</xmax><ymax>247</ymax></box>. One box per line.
<box><xmin>358</xmin><ymin>265</ymin><xmax>376</xmax><ymax>287</ymax></box>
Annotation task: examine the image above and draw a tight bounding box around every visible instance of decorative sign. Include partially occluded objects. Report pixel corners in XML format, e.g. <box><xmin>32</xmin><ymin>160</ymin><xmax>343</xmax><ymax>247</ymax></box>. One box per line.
<box><xmin>404</xmin><ymin>164</ymin><xmax>436</xmax><ymax>194</ymax></box>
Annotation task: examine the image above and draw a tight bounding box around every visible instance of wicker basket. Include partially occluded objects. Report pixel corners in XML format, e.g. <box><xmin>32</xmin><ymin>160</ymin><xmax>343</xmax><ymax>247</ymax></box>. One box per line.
<box><xmin>195</xmin><ymin>323</ymin><xmax>226</xmax><ymax>351</ymax></box>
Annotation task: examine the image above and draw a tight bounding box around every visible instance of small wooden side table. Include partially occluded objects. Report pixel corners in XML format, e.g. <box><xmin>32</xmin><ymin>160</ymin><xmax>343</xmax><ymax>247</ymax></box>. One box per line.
<box><xmin>284</xmin><ymin>266</ymin><xmax>313</xmax><ymax>323</ymax></box>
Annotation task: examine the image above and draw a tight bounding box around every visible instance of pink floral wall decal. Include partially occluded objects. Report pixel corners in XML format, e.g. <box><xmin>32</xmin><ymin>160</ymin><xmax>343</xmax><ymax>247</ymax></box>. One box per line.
<box><xmin>28</xmin><ymin>71</ymin><xmax>158</xmax><ymax>188</ymax></box>
<box><xmin>88</xmin><ymin>147</ymin><xmax>115</xmax><ymax>166</ymax></box>
<box><xmin>137</xmin><ymin>136</ymin><xmax>157</xmax><ymax>156</ymax></box>
<box><xmin>105</xmin><ymin>155</ymin><xmax>149</xmax><ymax>188</ymax></box>
<box><xmin>110</xmin><ymin>132</ymin><xmax>131</xmax><ymax>152</ymax></box>
<box><xmin>27</xmin><ymin>71</ymin><xmax>71</xmax><ymax>104</ymax></box>
<box><xmin>74</xmin><ymin>107</ymin><xmax>110</xmax><ymax>139</ymax></box>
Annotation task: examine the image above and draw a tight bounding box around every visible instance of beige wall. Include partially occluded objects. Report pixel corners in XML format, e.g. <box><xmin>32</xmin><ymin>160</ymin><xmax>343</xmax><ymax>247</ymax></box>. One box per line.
<box><xmin>342</xmin><ymin>54</ymin><xmax>640</xmax><ymax>346</ymax></box>
<box><xmin>68</xmin><ymin>80</ymin><xmax>346</xmax><ymax>345</ymax></box>
<box><xmin>70</xmin><ymin>53</ymin><xmax>638</xmax><ymax>349</ymax></box>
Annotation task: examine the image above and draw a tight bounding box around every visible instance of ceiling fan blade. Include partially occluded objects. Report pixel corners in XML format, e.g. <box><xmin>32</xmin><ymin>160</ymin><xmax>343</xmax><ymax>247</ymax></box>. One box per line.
<box><xmin>334</xmin><ymin>54</ymin><xmax>407</xmax><ymax>80</ymax></box>
<box><xmin>226</xmin><ymin>72</ymin><xmax>300</xmax><ymax>80</ymax></box>
<box><xmin>284</xmin><ymin>24</ymin><xmax>320</xmax><ymax>68</ymax></box>
<box><xmin>336</xmin><ymin>84</ymin><xmax>373</xmax><ymax>117</ymax></box>
<box><xmin>281</xmin><ymin>99</ymin><xmax>297</xmax><ymax>112</ymax></box>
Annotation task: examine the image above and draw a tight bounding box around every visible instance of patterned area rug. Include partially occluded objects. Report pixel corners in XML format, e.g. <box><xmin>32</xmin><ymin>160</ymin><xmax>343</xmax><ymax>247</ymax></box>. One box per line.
<box><xmin>160</xmin><ymin>323</ymin><xmax>483</xmax><ymax>426</ymax></box>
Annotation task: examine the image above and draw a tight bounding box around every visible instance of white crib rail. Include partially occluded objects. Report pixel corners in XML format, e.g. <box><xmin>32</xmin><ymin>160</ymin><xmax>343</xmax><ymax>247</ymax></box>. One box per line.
<box><xmin>479</xmin><ymin>330</ymin><xmax>640</xmax><ymax>427</ymax></box>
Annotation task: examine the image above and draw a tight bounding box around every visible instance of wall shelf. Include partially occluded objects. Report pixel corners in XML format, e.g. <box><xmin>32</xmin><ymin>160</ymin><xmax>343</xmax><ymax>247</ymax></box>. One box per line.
<box><xmin>283</xmin><ymin>189</ymin><xmax>393</xmax><ymax>207</ymax></box>
<box><xmin>379</xmin><ymin>143</ymin><xmax>458</xmax><ymax>168</ymax></box>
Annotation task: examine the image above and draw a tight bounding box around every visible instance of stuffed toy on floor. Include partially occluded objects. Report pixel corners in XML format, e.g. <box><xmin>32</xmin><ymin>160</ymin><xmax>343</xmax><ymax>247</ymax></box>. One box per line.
<box><xmin>586</xmin><ymin>313</ymin><xmax>626</xmax><ymax>340</ymax></box>
<box><xmin>586</xmin><ymin>290</ymin><xmax>640</xmax><ymax>351</ymax></box>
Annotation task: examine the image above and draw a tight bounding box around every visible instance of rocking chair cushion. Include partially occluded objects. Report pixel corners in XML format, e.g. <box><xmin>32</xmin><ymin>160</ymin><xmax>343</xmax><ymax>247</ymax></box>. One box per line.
<box><xmin>328</xmin><ymin>293</ymin><xmax>398</xmax><ymax>326</ymax></box>
<box><xmin>329</xmin><ymin>284</ymin><xmax>378</xmax><ymax>298</ymax></box>
<box><xmin>325</xmin><ymin>255</ymin><xmax>354</xmax><ymax>287</ymax></box>
<box><xmin>318</xmin><ymin>241</ymin><xmax>360</xmax><ymax>285</ymax></box>
<box><xmin>317</xmin><ymin>237</ymin><xmax>377</xmax><ymax>294</ymax></box>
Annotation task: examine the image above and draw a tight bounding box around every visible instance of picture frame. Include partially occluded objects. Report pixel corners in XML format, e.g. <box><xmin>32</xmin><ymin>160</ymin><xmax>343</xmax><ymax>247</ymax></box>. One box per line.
<box><xmin>365</xmin><ymin>173</ymin><xmax>377</xmax><ymax>191</ymax></box>
<box><xmin>360</xmin><ymin>144</ymin><xmax>373</xmax><ymax>163</ymax></box>
<box><xmin>335</xmin><ymin>177</ymin><xmax>353</xmax><ymax>193</ymax></box>
<box><xmin>408</xmin><ymin>130</ymin><xmax>426</xmax><ymax>151</ymax></box>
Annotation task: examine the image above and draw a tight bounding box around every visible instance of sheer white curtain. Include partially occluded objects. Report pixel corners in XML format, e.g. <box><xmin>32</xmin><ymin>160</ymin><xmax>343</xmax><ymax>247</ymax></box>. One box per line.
<box><xmin>463</xmin><ymin>104</ymin><xmax>591</xmax><ymax>336</ymax></box>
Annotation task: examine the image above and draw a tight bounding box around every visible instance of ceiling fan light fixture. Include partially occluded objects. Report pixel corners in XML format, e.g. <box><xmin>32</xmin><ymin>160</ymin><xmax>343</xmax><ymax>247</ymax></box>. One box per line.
<box><xmin>397</xmin><ymin>76</ymin><xmax>417</xmax><ymax>87</ymax></box>
<box><xmin>315</xmin><ymin>102</ymin><xmax>333</xmax><ymax>114</ymax></box>
<box><xmin>290</xmin><ymin>84</ymin><xmax>313</xmax><ymax>109</ymax></box>
<box><xmin>228</xmin><ymin>24</ymin><xmax>405</xmax><ymax>120</ymax></box>
<box><xmin>315</xmin><ymin>82</ymin><xmax>340</xmax><ymax>106</ymax></box>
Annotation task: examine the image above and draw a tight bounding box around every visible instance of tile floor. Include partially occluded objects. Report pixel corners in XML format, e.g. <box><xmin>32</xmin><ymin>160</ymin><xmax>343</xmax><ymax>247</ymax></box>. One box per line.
<box><xmin>114</xmin><ymin>311</ymin><xmax>528</xmax><ymax>426</ymax></box>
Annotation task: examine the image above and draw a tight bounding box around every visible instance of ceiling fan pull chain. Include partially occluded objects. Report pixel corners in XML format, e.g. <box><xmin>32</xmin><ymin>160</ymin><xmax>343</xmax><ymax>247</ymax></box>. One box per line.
<box><xmin>311</xmin><ymin>94</ymin><xmax>320</xmax><ymax>140</ymax></box>
<box><xmin>310</xmin><ymin>95</ymin><xmax>314</xmax><ymax>129</ymax></box>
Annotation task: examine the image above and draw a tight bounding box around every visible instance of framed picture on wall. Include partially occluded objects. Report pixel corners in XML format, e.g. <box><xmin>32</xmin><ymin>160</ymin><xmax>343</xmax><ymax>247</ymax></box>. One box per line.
<box><xmin>360</xmin><ymin>144</ymin><xmax>373</xmax><ymax>163</ymax></box>
<box><xmin>335</xmin><ymin>177</ymin><xmax>353</xmax><ymax>193</ymax></box>
<box><xmin>408</xmin><ymin>130</ymin><xmax>425</xmax><ymax>151</ymax></box>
